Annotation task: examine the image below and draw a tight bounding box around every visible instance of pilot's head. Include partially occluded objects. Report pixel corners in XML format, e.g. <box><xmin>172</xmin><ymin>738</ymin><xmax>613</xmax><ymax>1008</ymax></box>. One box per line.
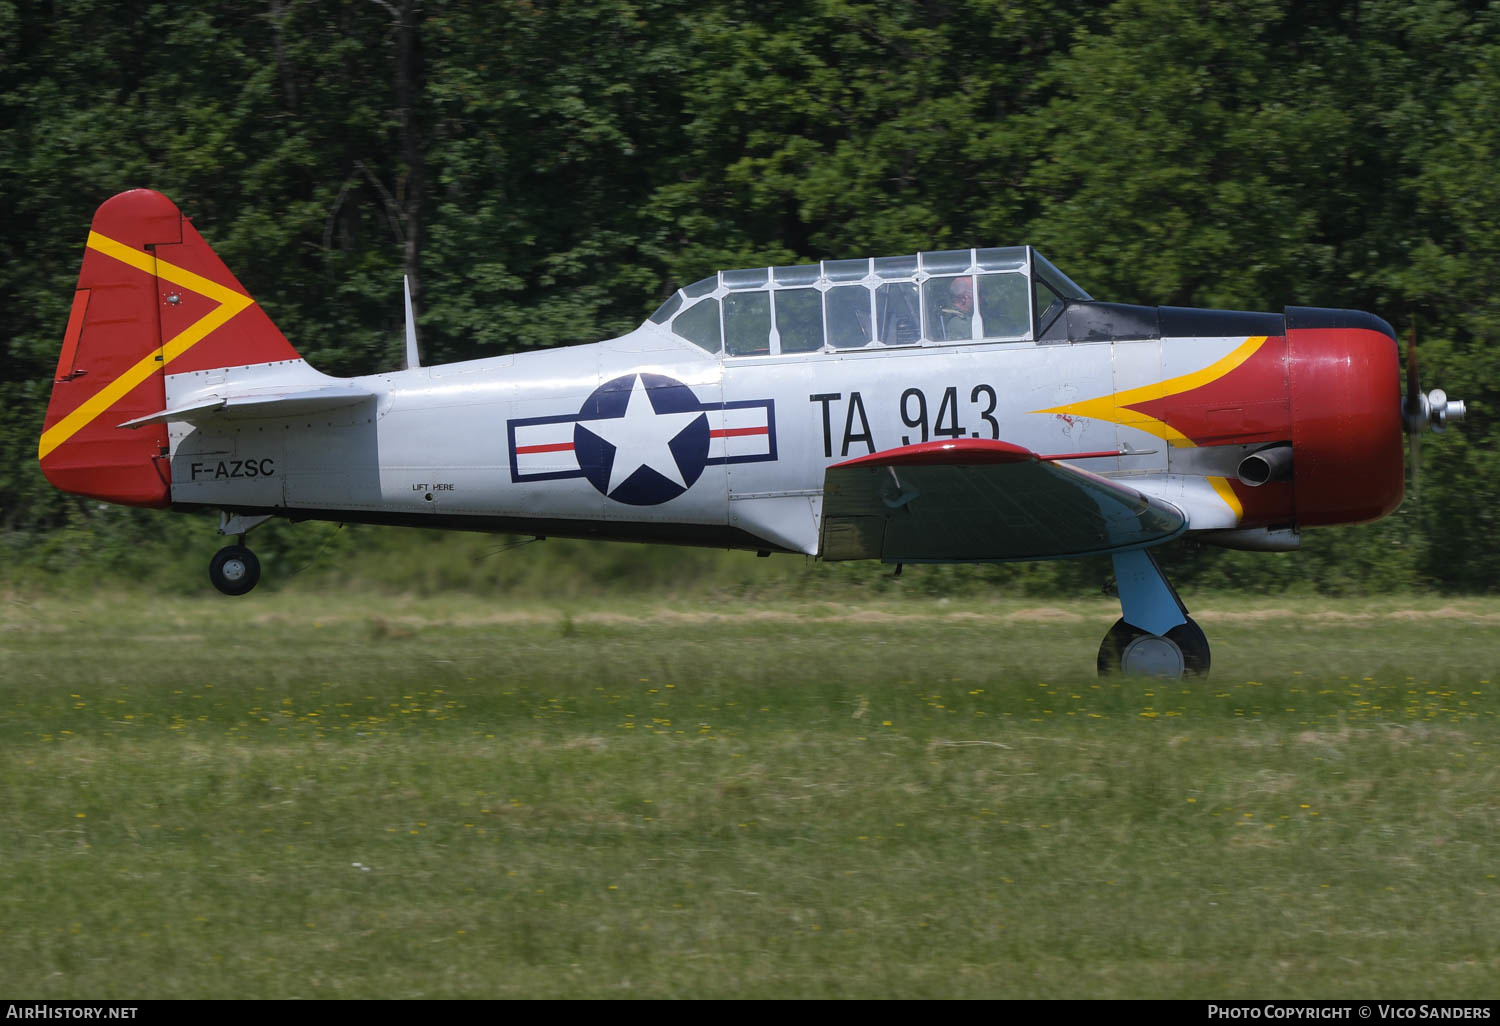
<box><xmin>950</xmin><ymin>276</ymin><xmax>974</xmax><ymax>311</ymax></box>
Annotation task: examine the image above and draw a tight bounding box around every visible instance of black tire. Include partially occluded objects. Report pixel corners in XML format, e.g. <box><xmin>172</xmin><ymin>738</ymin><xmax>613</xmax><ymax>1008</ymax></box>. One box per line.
<box><xmin>209</xmin><ymin>544</ymin><xmax>261</xmax><ymax>596</ymax></box>
<box><xmin>1097</xmin><ymin>616</ymin><xmax>1210</xmax><ymax>678</ymax></box>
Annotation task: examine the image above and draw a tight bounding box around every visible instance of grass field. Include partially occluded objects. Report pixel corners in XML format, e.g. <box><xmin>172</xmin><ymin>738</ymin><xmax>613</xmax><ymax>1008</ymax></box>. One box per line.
<box><xmin>2</xmin><ymin>587</ymin><xmax>1498</xmax><ymax>998</ymax></box>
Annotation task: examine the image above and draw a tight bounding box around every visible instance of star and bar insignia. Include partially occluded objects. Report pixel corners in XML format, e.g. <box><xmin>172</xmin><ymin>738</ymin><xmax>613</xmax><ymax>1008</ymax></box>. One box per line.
<box><xmin>507</xmin><ymin>373</ymin><xmax>777</xmax><ymax>506</ymax></box>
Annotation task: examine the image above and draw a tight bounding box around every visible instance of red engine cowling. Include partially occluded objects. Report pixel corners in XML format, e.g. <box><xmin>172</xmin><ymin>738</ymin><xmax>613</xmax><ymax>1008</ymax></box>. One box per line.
<box><xmin>1286</xmin><ymin>307</ymin><xmax>1405</xmax><ymax>527</ymax></box>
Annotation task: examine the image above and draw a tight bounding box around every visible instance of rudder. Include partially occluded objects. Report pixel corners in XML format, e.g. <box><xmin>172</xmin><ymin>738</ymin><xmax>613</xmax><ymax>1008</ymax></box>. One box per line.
<box><xmin>39</xmin><ymin>190</ymin><xmax>301</xmax><ymax>507</ymax></box>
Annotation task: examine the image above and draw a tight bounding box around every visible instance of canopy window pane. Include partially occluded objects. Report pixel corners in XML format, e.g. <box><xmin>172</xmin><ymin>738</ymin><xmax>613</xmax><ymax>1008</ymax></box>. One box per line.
<box><xmin>976</xmin><ymin>247</ymin><xmax>1027</xmax><ymax>271</ymax></box>
<box><xmin>823</xmin><ymin>258</ymin><xmax>871</xmax><ymax>282</ymax></box>
<box><xmin>775</xmin><ymin>288</ymin><xmax>824</xmax><ymax>353</ymax></box>
<box><xmin>724</xmin><ymin>292</ymin><xmax>771</xmax><ymax>357</ymax></box>
<box><xmin>923</xmin><ymin>276</ymin><xmax>974</xmax><ymax>342</ymax></box>
<box><xmin>826</xmin><ymin>285</ymin><xmax>873</xmax><ymax>349</ymax></box>
<box><xmin>773</xmin><ymin>264</ymin><xmax>821</xmax><ymax>287</ymax></box>
<box><xmin>1035</xmin><ymin>279</ymin><xmax>1066</xmax><ymax>337</ymax></box>
<box><xmin>682</xmin><ymin>275</ymin><xmax>718</xmax><ymax>299</ymax></box>
<box><xmin>672</xmin><ymin>298</ymin><xmax>722</xmax><ymax>353</ymax></box>
<box><xmin>874</xmin><ymin>282</ymin><xmax>920</xmax><ymax>345</ymax></box>
<box><xmin>920</xmin><ymin>249</ymin><xmax>972</xmax><ymax>275</ymax></box>
<box><xmin>722</xmin><ymin>267</ymin><xmax>768</xmax><ymax>290</ymax></box>
<box><xmin>874</xmin><ymin>255</ymin><xmax>918</xmax><ymax>278</ymax></box>
<box><xmin>977</xmin><ymin>273</ymin><xmax>1030</xmax><ymax>339</ymax></box>
<box><xmin>1032</xmin><ymin>252</ymin><xmax>1091</xmax><ymax>300</ymax></box>
<box><xmin>649</xmin><ymin>292</ymin><xmax>683</xmax><ymax>324</ymax></box>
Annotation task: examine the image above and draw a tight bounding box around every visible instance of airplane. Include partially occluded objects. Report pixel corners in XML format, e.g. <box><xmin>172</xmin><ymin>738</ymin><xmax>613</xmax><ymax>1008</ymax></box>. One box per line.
<box><xmin>38</xmin><ymin>189</ymin><xmax>1467</xmax><ymax>678</ymax></box>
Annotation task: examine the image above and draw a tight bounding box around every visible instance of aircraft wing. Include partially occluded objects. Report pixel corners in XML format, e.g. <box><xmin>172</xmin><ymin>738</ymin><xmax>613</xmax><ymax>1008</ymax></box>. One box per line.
<box><xmin>819</xmin><ymin>439</ymin><xmax>1186</xmax><ymax>562</ymax></box>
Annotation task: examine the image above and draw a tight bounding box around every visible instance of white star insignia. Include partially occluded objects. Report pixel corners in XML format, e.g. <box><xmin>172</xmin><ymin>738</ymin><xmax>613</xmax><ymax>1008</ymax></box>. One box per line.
<box><xmin>578</xmin><ymin>375</ymin><xmax>704</xmax><ymax>495</ymax></box>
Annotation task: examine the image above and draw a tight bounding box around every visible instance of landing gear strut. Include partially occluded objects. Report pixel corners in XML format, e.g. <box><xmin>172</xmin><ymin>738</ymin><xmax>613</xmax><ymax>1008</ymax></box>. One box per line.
<box><xmin>209</xmin><ymin>543</ymin><xmax>260</xmax><ymax>596</ymax></box>
<box><xmin>1098</xmin><ymin>549</ymin><xmax>1211</xmax><ymax>678</ymax></box>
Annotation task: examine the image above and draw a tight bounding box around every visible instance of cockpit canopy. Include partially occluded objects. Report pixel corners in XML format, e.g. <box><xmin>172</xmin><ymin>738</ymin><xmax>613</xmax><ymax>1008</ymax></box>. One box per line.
<box><xmin>646</xmin><ymin>246</ymin><xmax>1089</xmax><ymax>357</ymax></box>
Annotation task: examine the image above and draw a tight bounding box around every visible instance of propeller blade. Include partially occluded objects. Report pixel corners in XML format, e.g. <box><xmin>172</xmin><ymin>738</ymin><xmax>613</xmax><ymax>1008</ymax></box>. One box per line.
<box><xmin>1409</xmin><ymin>425</ymin><xmax>1421</xmax><ymax>502</ymax></box>
<box><xmin>1405</xmin><ymin>322</ymin><xmax>1422</xmax><ymax>497</ymax></box>
<box><xmin>1404</xmin><ymin>323</ymin><xmax>1424</xmax><ymax>426</ymax></box>
<box><xmin>1399</xmin><ymin>318</ymin><xmax>1465</xmax><ymax>500</ymax></box>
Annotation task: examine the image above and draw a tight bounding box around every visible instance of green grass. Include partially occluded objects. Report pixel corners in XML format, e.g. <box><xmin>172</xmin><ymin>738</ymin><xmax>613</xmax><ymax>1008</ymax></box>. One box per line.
<box><xmin>2</xmin><ymin>589</ymin><xmax>1499</xmax><ymax>998</ymax></box>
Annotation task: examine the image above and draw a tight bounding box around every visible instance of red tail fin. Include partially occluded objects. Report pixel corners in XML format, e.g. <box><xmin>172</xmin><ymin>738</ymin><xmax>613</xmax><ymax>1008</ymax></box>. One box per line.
<box><xmin>39</xmin><ymin>190</ymin><xmax>300</xmax><ymax>507</ymax></box>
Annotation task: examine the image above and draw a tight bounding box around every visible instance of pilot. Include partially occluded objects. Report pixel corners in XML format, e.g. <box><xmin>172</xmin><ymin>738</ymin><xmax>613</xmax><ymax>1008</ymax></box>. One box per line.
<box><xmin>943</xmin><ymin>276</ymin><xmax>974</xmax><ymax>340</ymax></box>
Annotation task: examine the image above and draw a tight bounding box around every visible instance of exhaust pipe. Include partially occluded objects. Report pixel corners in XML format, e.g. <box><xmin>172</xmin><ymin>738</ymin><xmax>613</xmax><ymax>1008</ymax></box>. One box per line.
<box><xmin>1237</xmin><ymin>443</ymin><xmax>1293</xmax><ymax>487</ymax></box>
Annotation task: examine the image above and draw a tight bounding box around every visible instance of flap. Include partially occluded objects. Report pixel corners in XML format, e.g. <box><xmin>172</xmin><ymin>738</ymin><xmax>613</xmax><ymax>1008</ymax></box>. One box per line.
<box><xmin>820</xmin><ymin>439</ymin><xmax>1186</xmax><ymax>562</ymax></box>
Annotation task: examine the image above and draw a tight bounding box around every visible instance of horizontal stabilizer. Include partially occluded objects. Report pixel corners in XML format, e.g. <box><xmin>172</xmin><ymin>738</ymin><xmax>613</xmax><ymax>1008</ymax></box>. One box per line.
<box><xmin>821</xmin><ymin>438</ymin><xmax>1186</xmax><ymax>562</ymax></box>
<box><xmin>118</xmin><ymin>385</ymin><xmax>375</xmax><ymax>429</ymax></box>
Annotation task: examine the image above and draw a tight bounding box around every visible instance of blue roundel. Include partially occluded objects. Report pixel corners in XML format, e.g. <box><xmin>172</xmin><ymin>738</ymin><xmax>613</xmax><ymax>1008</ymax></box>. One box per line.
<box><xmin>573</xmin><ymin>373</ymin><xmax>710</xmax><ymax>506</ymax></box>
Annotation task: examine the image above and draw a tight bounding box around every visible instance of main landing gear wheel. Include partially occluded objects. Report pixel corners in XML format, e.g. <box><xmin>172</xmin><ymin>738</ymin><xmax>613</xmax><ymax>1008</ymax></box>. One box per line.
<box><xmin>209</xmin><ymin>544</ymin><xmax>261</xmax><ymax>596</ymax></box>
<box><xmin>1097</xmin><ymin>617</ymin><xmax>1210</xmax><ymax>678</ymax></box>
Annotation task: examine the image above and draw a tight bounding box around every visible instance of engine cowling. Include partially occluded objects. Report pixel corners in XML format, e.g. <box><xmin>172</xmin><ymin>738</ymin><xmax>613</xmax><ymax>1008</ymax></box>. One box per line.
<box><xmin>1285</xmin><ymin>307</ymin><xmax>1405</xmax><ymax>527</ymax></box>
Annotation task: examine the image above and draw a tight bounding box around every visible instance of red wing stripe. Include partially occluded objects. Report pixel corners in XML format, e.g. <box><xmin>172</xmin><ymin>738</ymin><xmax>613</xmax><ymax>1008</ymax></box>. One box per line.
<box><xmin>1038</xmin><ymin>450</ymin><xmax>1120</xmax><ymax>462</ymax></box>
<box><xmin>515</xmin><ymin>442</ymin><xmax>576</xmax><ymax>455</ymax></box>
<box><xmin>710</xmin><ymin>426</ymin><xmax>768</xmax><ymax>438</ymax></box>
<box><xmin>832</xmin><ymin>438</ymin><xmax>1033</xmax><ymax>468</ymax></box>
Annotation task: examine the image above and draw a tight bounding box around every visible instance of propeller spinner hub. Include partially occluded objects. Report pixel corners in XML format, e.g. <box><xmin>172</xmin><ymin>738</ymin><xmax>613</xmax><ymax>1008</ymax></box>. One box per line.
<box><xmin>1419</xmin><ymin>388</ymin><xmax>1466</xmax><ymax>433</ymax></box>
<box><xmin>1404</xmin><ymin>383</ymin><xmax>1467</xmax><ymax>436</ymax></box>
<box><xmin>1403</xmin><ymin>328</ymin><xmax>1467</xmax><ymax>435</ymax></box>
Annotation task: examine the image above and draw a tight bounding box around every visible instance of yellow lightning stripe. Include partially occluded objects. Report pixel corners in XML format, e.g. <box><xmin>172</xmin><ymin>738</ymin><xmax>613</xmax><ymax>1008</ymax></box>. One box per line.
<box><xmin>37</xmin><ymin>232</ymin><xmax>253</xmax><ymax>461</ymax></box>
<box><xmin>1032</xmin><ymin>335</ymin><xmax>1269</xmax><ymax>523</ymax></box>
<box><xmin>1209</xmin><ymin>476</ymin><xmax>1244</xmax><ymax>520</ymax></box>
<box><xmin>1033</xmin><ymin>334</ymin><xmax>1269</xmax><ymax>446</ymax></box>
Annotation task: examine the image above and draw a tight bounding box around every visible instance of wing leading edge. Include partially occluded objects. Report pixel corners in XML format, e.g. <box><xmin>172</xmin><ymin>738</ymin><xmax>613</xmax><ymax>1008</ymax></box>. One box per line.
<box><xmin>820</xmin><ymin>439</ymin><xmax>1187</xmax><ymax>562</ymax></box>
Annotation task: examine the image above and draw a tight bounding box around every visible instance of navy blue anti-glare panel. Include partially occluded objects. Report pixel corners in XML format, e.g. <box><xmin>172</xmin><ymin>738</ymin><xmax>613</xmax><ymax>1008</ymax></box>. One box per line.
<box><xmin>1064</xmin><ymin>302</ymin><xmax>1161</xmax><ymax>342</ymax></box>
<box><xmin>1160</xmin><ymin>306</ymin><xmax>1285</xmax><ymax>338</ymax></box>
<box><xmin>1283</xmin><ymin>306</ymin><xmax>1395</xmax><ymax>341</ymax></box>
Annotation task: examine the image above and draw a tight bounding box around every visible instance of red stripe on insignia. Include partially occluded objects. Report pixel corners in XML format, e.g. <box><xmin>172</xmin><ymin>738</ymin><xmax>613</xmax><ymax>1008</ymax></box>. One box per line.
<box><xmin>515</xmin><ymin>442</ymin><xmax>576</xmax><ymax>454</ymax></box>
<box><xmin>710</xmin><ymin>426</ymin><xmax>768</xmax><ymax>438</ymax></box>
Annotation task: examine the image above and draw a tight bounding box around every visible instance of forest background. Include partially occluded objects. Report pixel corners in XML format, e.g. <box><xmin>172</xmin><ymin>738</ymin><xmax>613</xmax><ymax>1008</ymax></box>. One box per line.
<box><xmin>3</xmin><ymin>0</ymin><xmax>1498</xmax><ymax>598</ymax></box>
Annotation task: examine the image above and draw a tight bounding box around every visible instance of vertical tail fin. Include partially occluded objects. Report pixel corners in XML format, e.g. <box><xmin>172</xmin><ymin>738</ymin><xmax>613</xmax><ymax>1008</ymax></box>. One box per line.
<box><xmin>39</xmin><ymin>190</ymin><xmax>301</xmax><ymax>506</ymax></box>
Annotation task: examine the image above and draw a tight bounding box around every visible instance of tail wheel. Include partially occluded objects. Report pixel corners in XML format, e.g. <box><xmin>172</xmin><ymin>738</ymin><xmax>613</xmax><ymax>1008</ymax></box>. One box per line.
<box><xmin>209</xmin><ymin>544</ymin><xmax>261</xmax><ymax>597</ymax></box>
<box><xmin>1097</xmin><ymin>617</ymin><xmax>1210</xmax><ymax>679</ymax></box>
